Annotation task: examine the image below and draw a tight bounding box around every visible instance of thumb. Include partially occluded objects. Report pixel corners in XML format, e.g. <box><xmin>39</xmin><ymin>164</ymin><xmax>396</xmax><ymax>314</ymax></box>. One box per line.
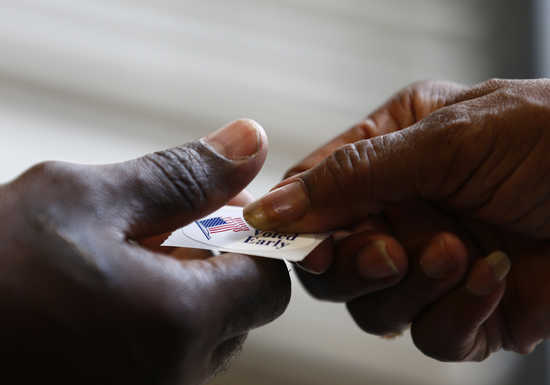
<box><xmin>244</xmin><ymin>107</ymin><xmax>489</xmax><ymax>233</ymax></box>
<box><xmin>103</xmin><ymin>119</ymin><xmax>268</xmax><ymax>237</ymax></box>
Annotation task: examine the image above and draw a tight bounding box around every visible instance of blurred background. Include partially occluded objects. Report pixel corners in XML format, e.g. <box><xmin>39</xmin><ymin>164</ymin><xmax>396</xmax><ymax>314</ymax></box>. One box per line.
<box><xmin>0</xmin><ymin>0</ymin><xmax>548</xmax><ymax>384</ymax></box>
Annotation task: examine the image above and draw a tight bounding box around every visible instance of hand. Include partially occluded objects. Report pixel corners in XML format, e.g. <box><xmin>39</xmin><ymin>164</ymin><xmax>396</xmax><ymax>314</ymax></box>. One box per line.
<box><xmin>244</xmin><ymin>79</ymin><xmax>550</xmax><ymax>361</ymax></box>
<box><xmin>0</xmin><ymin>119</ymin><xmax>290</xmax><ymax>384</ymax></box>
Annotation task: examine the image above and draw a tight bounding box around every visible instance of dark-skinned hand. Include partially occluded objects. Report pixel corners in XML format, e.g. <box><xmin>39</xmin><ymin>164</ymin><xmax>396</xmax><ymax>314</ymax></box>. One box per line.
<box><xmin>245</xmin><ymin>79</ymin><xmax>550</xmax><ymax>361</ymax></box>
<box><xmin>0</xmin><ymin>119</ymin><xmax>290</xmax><ymax>384</ymax></box>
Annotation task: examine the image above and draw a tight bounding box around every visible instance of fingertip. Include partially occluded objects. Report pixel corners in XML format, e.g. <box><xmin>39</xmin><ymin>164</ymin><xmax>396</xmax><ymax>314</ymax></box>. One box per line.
<box><xmin>356</xmin><ymin>238</ymin><xmax>407</xmax><ymax>280</ymax></box>
<box><xmin>420</xmin><ymin>233</ymin><xmax>468</xmax><ymax>279</ymax></box>
<box><xmin>466</xmin><ymin>251</ymin><xmax>511</xmax><ymax>296</ymax></box>
<box><xmin>297</xmin><ymin>237</ymin><xmax>335</xmax><ymax>275</ymax></box>
<box><xmin>229</xmin><ymin>190</ymin><xmax>255</xmax><ymax>207</ymax></box>
<box><xmin>114</xmin><ymin>118</ymin><xmax>271</xmax><ymax>239</ymax></box>
<box><xmin>203</xmin><ymin>119</ymin><xmax>268</xmax><ymax>161</ymax></box>
<box><xmin>243</xmin><ymin>180</ymin><xmax>310</xmax><ymax>230</ymax></box>
<box><xmin>206</xmin><ymin>253</ymin><xmax>292</xmax><ymax>333</ymax></box>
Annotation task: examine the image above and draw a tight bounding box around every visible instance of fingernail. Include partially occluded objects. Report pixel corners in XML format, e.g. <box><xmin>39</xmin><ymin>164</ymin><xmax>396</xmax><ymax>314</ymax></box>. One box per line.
<box><xmin>357</xmin><ymin>240</ymin><xmax>400</xmax><ymax>280</ymax></box>
<box><xmin>243</xmin><ymin>181</ymin><xmax>309</xmax><ymax>229</ymax></box>
<box><xmin>467</xmin><ymin>251</ymin><xmax>511</xmax><ymax>296</ymax></box>
<box><xmin>332</xmin><ymin>230</ymin><xmax>352</xmax><ymax>242</ymax></box>
<box><xmin>382</xmin><ymin>330</ymin><xmax>405</xmax><ymax>340</ymax></box>
<box><xmin>486</xmin><ymin>251</ymin><xmax>511</xmax><ymax>282</ymax></box>
<box><xmin>420</xmin><ymin>235</ymin><xmax>463</xmax><ymax>279</ymax></box>
<box><xmin>524</xmin><ymin>340</ymin><xmax>543</xmax><ymax>354</ymax></box>
<box><xmin>297</xmin><ymin>238</ymin><xmax>334</xmax><ymax>275</ymax></box>
<box><xmin>297</xmin><ymin>262</ymin><xmax>323</xmax><ymax>275</ymax></box>
<box><xmin>203</xmin><ymin>119</ymin><xmax>262</xmax><ymax>160</ymax></box>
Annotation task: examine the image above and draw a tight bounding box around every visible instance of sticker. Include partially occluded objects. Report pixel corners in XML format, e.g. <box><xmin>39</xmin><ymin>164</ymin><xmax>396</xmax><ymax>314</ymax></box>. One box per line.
<box><xmin>162</xmin><ymin>206</ymin><xmax>329</xmax><ymax>262</ymax></box>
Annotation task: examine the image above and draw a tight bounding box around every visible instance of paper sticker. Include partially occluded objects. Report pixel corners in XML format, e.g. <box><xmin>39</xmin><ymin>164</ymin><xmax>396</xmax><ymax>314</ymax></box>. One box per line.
<box><xmin>162</xmin><ymin>206</ymin><xmax>329</xmax><ymax>262</ymax></box>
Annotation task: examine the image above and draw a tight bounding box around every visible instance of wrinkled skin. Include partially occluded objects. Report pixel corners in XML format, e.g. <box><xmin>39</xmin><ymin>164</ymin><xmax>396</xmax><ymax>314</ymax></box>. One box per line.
<box><xmin>245</xmin><ymin>79</ymin><xmax>550</xmax><ymax>361</ymax></box>
<box><xmin>0</xmin><ymin>119</ymin><xmax>290</xmax><ymax>384</ymax></box>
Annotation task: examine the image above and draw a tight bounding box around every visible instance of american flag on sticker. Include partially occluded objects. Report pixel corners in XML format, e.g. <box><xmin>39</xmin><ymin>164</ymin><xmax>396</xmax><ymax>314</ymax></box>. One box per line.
<box><xmin>195</xmin><ymin>216</ymin><xmax>250</xmax><ymax>240</ymax></box>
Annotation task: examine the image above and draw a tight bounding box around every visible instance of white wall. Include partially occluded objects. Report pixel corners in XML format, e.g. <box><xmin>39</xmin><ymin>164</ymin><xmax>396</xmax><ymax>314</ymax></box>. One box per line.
<box><xmin>0</xmin><ymin>1</ymin><xmax>532</xmax><ymax>384</ymax></box>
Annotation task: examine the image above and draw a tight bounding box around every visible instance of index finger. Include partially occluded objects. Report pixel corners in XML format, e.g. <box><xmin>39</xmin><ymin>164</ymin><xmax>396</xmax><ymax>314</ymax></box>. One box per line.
<box><xmin>103</xmin><ymin>241</ymin><xmax>291</xmax><ymax>341</ymax></box>
<box><xmin>140</xmin><ymin>189</ymin><xmax>255</xmax><ymax>252</ymax></box>
<box><xmin>285</xmin><ymin>80</ymin><xmax>468</xmax><ymax>179</ymax></box>
<box><xmin>284</xmin><ymin>116</ymin><xmax>396</xmax><ymax>179</ymax></box>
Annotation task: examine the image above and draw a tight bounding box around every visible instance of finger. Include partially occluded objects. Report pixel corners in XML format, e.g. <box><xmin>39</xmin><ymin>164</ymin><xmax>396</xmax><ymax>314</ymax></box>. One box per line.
<box><xmin>102</xmin><ymin>119</ymin><xmax>268</xmax><ymax>238</ymax></box>
<box><xmin>296</xmin><ymin>237</ymin><xmax>335</xmax><ymax>275</ymax></box>
<box><xmin>296</xmin><ymin>215</ymin><xmax>388</xmax><ymax>275</ymax></box>
<box><xmin>285</xmin><ymin>80</ymin><xmax>467</xmax><ymax>178</ymax></box>
<box><xmin>347</xmin><ymin>233</ymin><xmax>470</xmax><ymax>335</ymax></box>
<box><xmin>229</xmin><ymin>190</ymin><xmax>254</xmax><ymax>207</ymax></box>
<box><xmin>140</xmin><ymin>234</ymin><xmax>173</xmax><ymax>252</ymax></box>
<box><xmin>295</xmin><ymin>226</ymin><xmax>408</xmax><ymax>303</ymax></box>
<box><xmin>346</xmin><ymin>202</ymin><xmax>471</xmax><ymax>336</ymax></box>
<box><xmin>169</xmin><ymin>247</ymin><xmax>213</xmax><ymax>261</ymax></box>
<box><xmin>447</xmin><ymin>78</ymin><xmax>511</xmax><ymax>105</ymax></box>
<box><xmin>140</xmin><ymin>189</ymin><xmax>254</xmax><ymax>255</ymax></box>
<box><xmin>89</xmin><ymin>240</ymin><xmax>290</xmax><ymax>379</ymax></box>
<box><xmin>160</xmin><ymin>190</ymin><xmax>254</xmax><ymax>260</ymax></box>
<box><xmin>244</xmin><ymin>98</ymin><xmax>497</xmax><ymax>233</ymax></box>
<box><xmin>284</xmin><ymin>120</ymin><xmax>391</xmax><ymax>178</ymax></box>
<box><xmin>106</xmin><ymin>243</ymin><xmax>291</xmax><ymax>341</ymax></box>
<box><xmin>411</xmin><ymin>251</ymin><xmax>511</xmax><ymax>362</ymax></box>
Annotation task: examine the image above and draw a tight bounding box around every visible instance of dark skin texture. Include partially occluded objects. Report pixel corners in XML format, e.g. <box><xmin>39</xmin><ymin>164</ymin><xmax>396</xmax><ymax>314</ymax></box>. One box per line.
<box><xmin>0</xmin><ymin>119</ymin><xmax>291</xmax><ymax>384</ymax></box>
<box><xmin>245</xmin><ymin>79</ymin><xmax>550</xmax><ymax>361</ymax></box>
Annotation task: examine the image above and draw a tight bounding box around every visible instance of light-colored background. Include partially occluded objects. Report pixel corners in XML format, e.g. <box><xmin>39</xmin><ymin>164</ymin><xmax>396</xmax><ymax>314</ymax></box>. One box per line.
<box><xmin>0</xmin><ymin>1</ymin><xmax>545</xmax><ymax>384</ymax></box>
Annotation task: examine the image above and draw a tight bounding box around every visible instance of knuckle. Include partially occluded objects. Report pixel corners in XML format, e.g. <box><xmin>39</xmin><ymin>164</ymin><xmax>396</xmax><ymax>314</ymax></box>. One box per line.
<box><xmin>481</xmin><ymin>78</ymin><xmax>508</xmax><ymax>90</ymax></box>
<box><xmin>430</xmin><ymin>105</ymin><xmax>472</xmax><ymax>130</ymax></box>
<box><xmin>384</xmin><ymin>80</ymin><xmax>467</xmax><ymax>128</ymax></box>
<box><xmin>535</xmin><ymin>78</ymin><xmax>550</xmax><ymax>96</ymax></box>
<box><xmin>141</xmin><ymin>144</ymin><xmax>213</xmax><ymax>211</ymax></box>
<box><xmin>407</xmin><ymin>80</ymin><xmax>451</xmax><ymax>103</ymax></box>
<box><xmin>494</xmin><ymin>85</ymin><xmax>524</xmax><ymax>104</ymax></box>
<box><xmin>494</xmin><ymin>81</ymin><xmax>550</xmax><ymax>112</ymax></box>
<box><xmin>284</xmin><ymin>165</ymin><xmax>308</xmax><ymax>179</ymax></box>
<box><xmin>323</xmin><ymin>143</ymin><xmax>371</xmax><ymax>196</ymax></box>
<box><xmin>354</xmin><ymin>119</ymin><xmax>379</xmax><ymax>139</ymax></box>
<box><xmin>407</xmin><ymin>79</ymin><xmax>434</xmax><ymax>90</ymax></box>
<box><xmin>20</xmin><ymin>160</ymin><xmax>68</xmax><ymax>183</ymax></box>
<box><xmin>414</xmin><ymin>106</ymin><xmax>473</xmax><ymax>197</ymax></box>
<box><xmin>406</xmin><ymin>79</ymin><xmax>450</xmax><ymax>96</ymax></box>
<box><xmin>14</xmin><ymin>161</ymin><xmax>95</xmax><ymax>223</ymax></box>
<box><xmin>18</xmin><ymin>161</ymin><xmax>90</xmax><ymax>193</ymax></box>
<box><xmin>407</xmin><ymin>80</ymin><xmax>468</xmax><ymax>116</ymax></box>
<box><xmin>403</xmin><ymin>80</ymin><xmax>445</xmax><ymax>100</ymax></box>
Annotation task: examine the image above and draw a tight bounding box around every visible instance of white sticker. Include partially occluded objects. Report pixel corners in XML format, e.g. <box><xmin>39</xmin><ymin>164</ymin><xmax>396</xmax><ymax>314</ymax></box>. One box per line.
<box><xmin>162</xmin><ymin>206</ymin><xmax>329</xmax><ymax>262</ymax></box>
